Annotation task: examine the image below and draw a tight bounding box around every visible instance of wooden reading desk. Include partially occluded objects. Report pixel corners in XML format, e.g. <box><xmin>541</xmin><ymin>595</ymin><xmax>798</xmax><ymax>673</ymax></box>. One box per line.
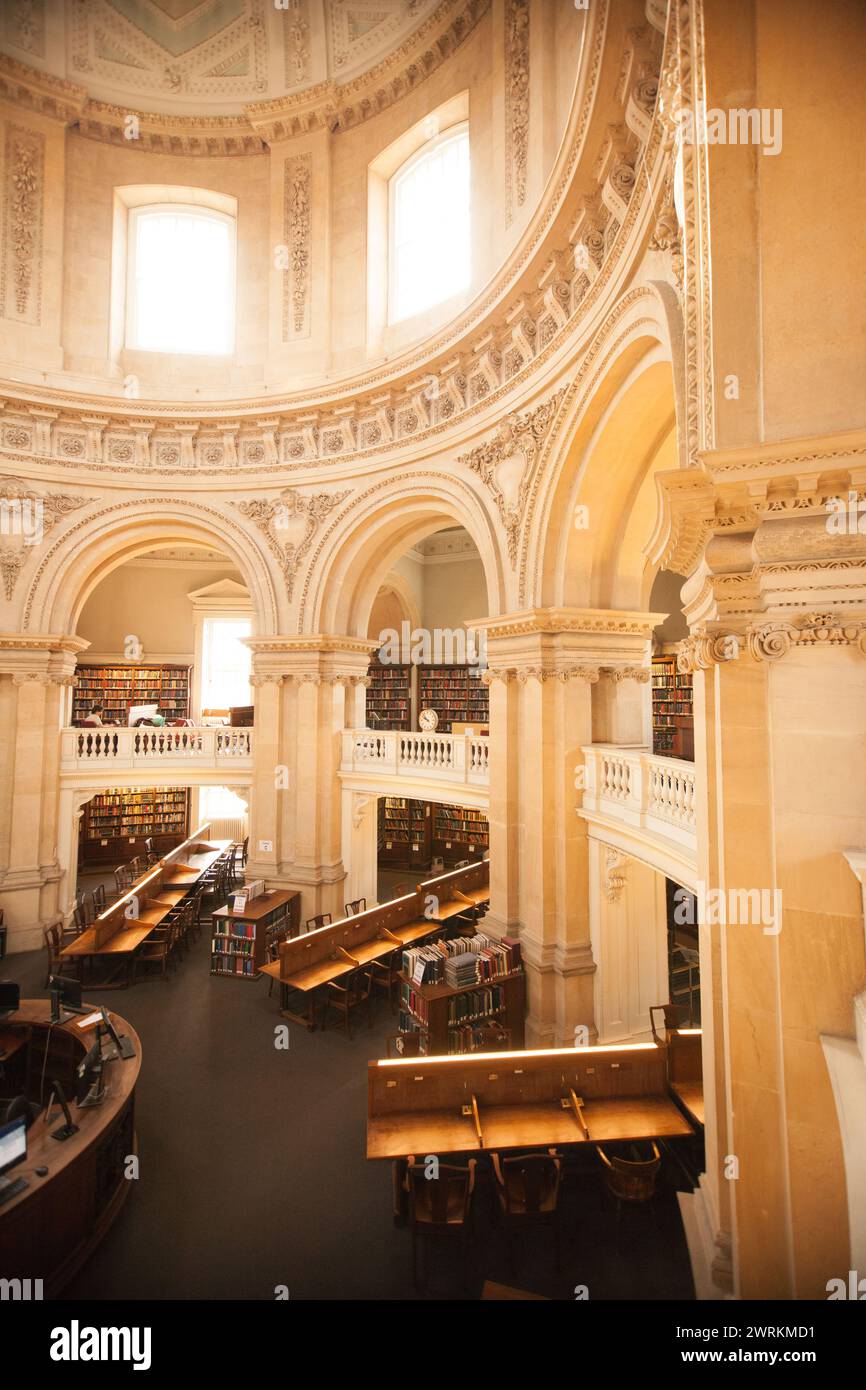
<box><xmin>261</xmin><ymin>860</ymin><xmax>490</xmax><ymax>1028</ymax></box>
<box><xmin>419</xmin><ymin>860</ymin><xmax>490</xmax><ymax>920</ymax></box>
<box><xmin>665</xmin><ymin>1027</ymin><xmax>704</xmax><ymax>1126</ymax></box>
<box><xmin>0</xmin><ymin>999</ymin><xmax>141</xmax><ymax>1295</ymax></box>
<box><xmin>367</xmin><ymin>1041</ymin><xmax>696</xmax><ymax>1161</ymax></box>
<box><xmin>61</xmin><ymin>827</ymin><xmax>231</xmax><ymax>987</ymax></box>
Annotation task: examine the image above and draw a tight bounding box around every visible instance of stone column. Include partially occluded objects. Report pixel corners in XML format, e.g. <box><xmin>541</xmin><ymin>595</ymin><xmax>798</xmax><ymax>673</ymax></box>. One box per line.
<box><xmin>0</xmin><ymin>637</ymin><xmax>87</xmax><ymax>952</ymax></box>
<box><xmin>246</xmin><ymin>637</ymin><xmax>377</xmax><ymax>923</ymax></box>
<box><xmin>473</xmin><ymin>608</ymin><xmax>661</xmax><ymax>1046</ymax></box>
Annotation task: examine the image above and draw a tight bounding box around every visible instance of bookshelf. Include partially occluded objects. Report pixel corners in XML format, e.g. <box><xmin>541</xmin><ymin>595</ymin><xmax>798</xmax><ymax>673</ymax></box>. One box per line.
<box><xmin>652</xmin><ymin>654</ymin><xmax>694</xmax><ymax>759</ymax></box>
<box><xmin>432</xmin><ymin>804</ymin><xmax>489</xmax><ymax>866</ymax></box>
<box><xmin>72</xmin><ymin>663</ymin><xmax>191</xmax><ymax>726</ymax></box>
<box><xmin>210</xmin><ymin>889</ymin><xmax>299</xmax><ymax>980</ymax></box>
<box><xmin>378</xmin><ymin>797</ymin><xmax>431</xmax><ymax>868</ymax></box>
<box><xmin>79</xmin><ymin>787</ymin><xmax>189</xmax><ymax>866</ymax></box>
<box><xmin>398</xmin><ymin>933</ymin><xmax>525</xmax><ymax>1054</ymax></box>
<box><xmin>366</xmin><ymin>658</ymin><xmax>412</xmax><ymax>730</ymax></box>
<box><xmin>417</xmin><ymin>664</ymin><xmax>489</xmax><ymax>733</ymax></box>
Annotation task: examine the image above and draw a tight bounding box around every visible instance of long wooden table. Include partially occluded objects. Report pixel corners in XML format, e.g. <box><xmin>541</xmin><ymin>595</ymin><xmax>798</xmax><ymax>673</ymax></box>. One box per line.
<box><xmin>367</xmin><ymin>1041</ymin><xmax>695</xmax><ymax>1160</ymax></box>
<box><xmin>0</xmin><ymin>1000</ymin><xmax>141</xmax><ymax>1295</ymax></box>
<box><xmin>61</xmin><ymin>828</ymin><xmax>231</xmax><ymax>987</ymax></box>
<box><xmin>261</xmin><ymin>860</ymin><xmax>491</xmax><ymax>1028</ymax></box>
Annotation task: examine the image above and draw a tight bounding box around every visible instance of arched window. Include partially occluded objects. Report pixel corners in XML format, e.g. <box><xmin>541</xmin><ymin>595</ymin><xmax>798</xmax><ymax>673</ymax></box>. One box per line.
<box><xmin>126</xmin><ymin>204</ymin><xmax>236</xmax><ymax>355</ymax></box>
<box><xmin>389</xmin><ymin>123</ymin><xmax>470</xmax><ymax>324</ymax></box>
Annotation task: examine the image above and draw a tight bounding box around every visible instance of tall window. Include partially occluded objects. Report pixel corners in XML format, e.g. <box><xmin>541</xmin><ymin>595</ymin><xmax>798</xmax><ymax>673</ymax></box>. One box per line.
<box><xmin>389</xmin><ymin>124</ymin><xmax>470</xmax><ymax>324</ymax></box>
<box><xmin>200</xmin><ymin>618</ymin><xmax>251</xmax><ymax>712</ymax></box>
<box><xmin>127</xmin><ymin>205</ymin><xmax>236</xmax><ymax>354</ymax></box>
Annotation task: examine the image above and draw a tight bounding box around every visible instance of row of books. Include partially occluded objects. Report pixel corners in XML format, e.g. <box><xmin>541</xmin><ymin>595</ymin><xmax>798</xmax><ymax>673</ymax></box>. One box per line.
<box><xmin>402</xmin><ymin>933</ymin><xmax>519</xmax><ymax>987</ymax></box>
<box><xmin>211</xmin><ymin>955</ymin><xmax>257</xmax><ymax>976</ymax></box>
<box><xmin>447</xmin><ymin>985</ymin><xmax>505</xmax><ymax>1026</ymax></box>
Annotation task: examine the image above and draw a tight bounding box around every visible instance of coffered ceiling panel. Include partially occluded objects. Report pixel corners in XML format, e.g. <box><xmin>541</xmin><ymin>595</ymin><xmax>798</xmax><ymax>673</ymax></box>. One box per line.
<box><xmin>1</xmin><ymin>0</ymin><xmax>441</xmax><ymax>115</ymax></box>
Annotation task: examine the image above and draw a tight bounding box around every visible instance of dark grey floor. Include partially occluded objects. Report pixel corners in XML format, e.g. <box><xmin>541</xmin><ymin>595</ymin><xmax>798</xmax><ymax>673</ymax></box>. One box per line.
<box><xmin>2</xmin><ymin>930</ymin><xmax>697</xmax><ymax>1302</ymax></box>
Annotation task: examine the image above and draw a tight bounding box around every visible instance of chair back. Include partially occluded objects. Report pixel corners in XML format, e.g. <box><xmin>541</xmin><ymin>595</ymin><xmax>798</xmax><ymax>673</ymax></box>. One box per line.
<box><xmin>597</xmin><ymin>1142</ymin><xmax>661</xmax><ymax>1203</ymax></box>
<box><xmin>471</xmin><ymin>1023</ymin><xmax>512</xmax><ymax>1052</ymax></box>
<box><xmin>72</xmin><ymin>900</ymin><xmax>88</xmax><ymax>933</ymax></box>
<box><xmin>499</xmin><ymin>1154</ymin><xmax>561</xmax><ymax>1216</ymax></box>
<box><xmin>44</xmin><ymin>921</ymin><xmax>63</xmax><ymax>956</ymax></box>
<box><xmin>305</xmin><ymin>912</ymin><xmax>332</xmax><ymax>933</ymax></box>
<box><xmin>344</xmin><ymin>897</ymin><xmax>366</xmax><ymax>917</ymax></box>
<box><xmin>93</xmin><ymin>883</ymin><xmax>106</xmax><ymax>912</ymax></box>
<box><xmin>408</xmin><ymin>1163</ymin><xmax>473</xmax><ymax>1229</ymax></box>
<box><xmin>386</xmin><ymin>1030</ymin><xmax>429</xmax><ymax>1058</ymax></box>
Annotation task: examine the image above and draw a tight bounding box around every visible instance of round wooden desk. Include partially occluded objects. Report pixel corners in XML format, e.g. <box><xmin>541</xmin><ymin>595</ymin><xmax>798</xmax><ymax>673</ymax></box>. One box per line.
<box><xmin>0</xmin><ymin>1000</ymin><xmax>141</xmax><ymax>1296</ymax></box>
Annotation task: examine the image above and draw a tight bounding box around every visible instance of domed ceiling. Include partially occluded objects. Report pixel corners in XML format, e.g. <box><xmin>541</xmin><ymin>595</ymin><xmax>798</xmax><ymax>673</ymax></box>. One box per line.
<box><xmin>1</xmin><ymin>0</ymin><xmax>443</xmax><ymax>116</ymax></box>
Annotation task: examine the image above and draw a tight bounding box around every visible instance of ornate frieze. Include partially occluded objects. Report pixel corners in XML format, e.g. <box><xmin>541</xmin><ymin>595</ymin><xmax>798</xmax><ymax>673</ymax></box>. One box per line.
<box><xmin>283</xmin><ymin>153</ymin><xmax>312</xmax><ymax>341</ymax></box>
<box><xmin>504</xmin><ymin>0</ymin><xmax>530</xmax><ymax>226</ymax></box>
<box><xmin>603</xmin><ymin>666</ymin><xmax>651</xmax><ymax>683</ymax></box>
<box><xmin>748</xmin><ymin>613</ymin><xmax>866</xmax><ymax>662</ymax></box>
<box><xmin>234</xmin><ymin>487</ymin><xmax>350</xmax><ymax>601</ymax></box>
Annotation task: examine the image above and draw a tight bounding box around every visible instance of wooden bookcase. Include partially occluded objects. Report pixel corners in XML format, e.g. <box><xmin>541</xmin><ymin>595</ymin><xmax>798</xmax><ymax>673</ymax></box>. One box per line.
<box><xmin>210</xmin><ymin>889</ymin><xmax>300</xmax><ymax>980</ymax></box>
<box><xmin>378</xmin><ymin>797</ymin><xmax>431</xmax><ymax>868</ymax></box>
<box><xmin>79</xmin><ymin>787</ymin><xmax>189</xmax><ymax>866</ymax></box>
<box><xmin>399</xmin><ymin>968</ymin><xmax>525</xmax><ymax>1055</ymax></box>
<box><xmin>366</xmin><ymin>659</ymin><xmax>412</xmax><ymax>730</ymax></box>
<box><xmin>651</xmin><ymin>654</ymin><xmax>694</xmax><ymax>758</ymax></box>
<box><xmin>72</xmin><ymin>663</ymin><xmax>191</xmax><ymax>725</ymax></box>
<box><xmin>431</xmin><ymin>804</ymin><xmax>489</xmax><ymax>865</ymax></box>
<box><xmin>417</xmin><ymin>664</ymin><xmax>489</xmax><ymax>733</ymax></box>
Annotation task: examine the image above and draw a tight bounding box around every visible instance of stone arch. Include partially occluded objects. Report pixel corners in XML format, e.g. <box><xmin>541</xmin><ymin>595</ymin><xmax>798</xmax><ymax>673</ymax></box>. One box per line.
<box><xmin>301</xmin><ymin>473</ymin><xmax>505</xmax><ymax>638</ymax></box>
<box><xmin>529</xmin><ymin>297</ymin><xmax>679</xmax><ymax>614</ymax></box>
<box><xmin>23</xmin><ymin>499</ymin><xmax>281</xmax><ymax>637</ymax></box>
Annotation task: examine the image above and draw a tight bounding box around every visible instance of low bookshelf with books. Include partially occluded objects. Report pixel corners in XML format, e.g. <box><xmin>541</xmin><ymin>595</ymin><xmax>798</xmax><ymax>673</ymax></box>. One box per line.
<box><xmin>378</xmin><ymin>797</ymin><xmax>431</xmax><ymax>869</ymax></box>
<box><xmin>366</xmin><ymin>659</ymin><xmax>412</xmax><ymax>730</ymax></box>
<box><xmin>210</xmin><ymin>886</ymin><xmax>300</xmax><ymax>980</ymax></box>
<box><xmin>79</xmin><ymin>787</ymin><xmax>190</xmax><ymax>866</ymax></box>
<box><xmin>398</xmin><ymin>933</ymin><xmax>525</xmax><ymax>1054</ymax></box>
<box><xmin>418</xmin><ymin>664</ymin><xmax>489</xmax><ymax>734</ymax></box>
<box><xmin>73</xmin><ymin>663</ymin><xmax>191</xmax><ymax>725</ymax></box>
<box><xmin>652</xmin><ymin>653</ymin><xmax>694</xmax><ymax>759</ymax></box>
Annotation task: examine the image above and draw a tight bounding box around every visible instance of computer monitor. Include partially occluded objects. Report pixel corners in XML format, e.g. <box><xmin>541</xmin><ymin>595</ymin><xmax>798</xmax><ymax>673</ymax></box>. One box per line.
<box><xmin>99</xmin><ymin>1008</ymin><xmax>136</xmax><ymax>1061</ymax></box>
<box><xmin>0</xmin><ymin>981</ymin><xmax>19</xmax><ymax>1020</ymax></box>
<box><xmin>0</xmin><ymin>1115</ymin><xmax>26</xmax><ymax>1176</ymax></box>
<box><xmin>48</xmin><ymin>974</ymin><xmax>84</xmax><ymax>1022</ymax></box>
<box><xmin>128</xmin><ymin>703</ymin><xmax>159</xmax><ymax>727</ymax></box>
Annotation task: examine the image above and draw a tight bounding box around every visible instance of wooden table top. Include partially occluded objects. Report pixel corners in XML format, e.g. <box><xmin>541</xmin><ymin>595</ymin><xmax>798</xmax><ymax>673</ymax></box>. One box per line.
<box><xmin>60</xmin><ymin>919</ymin><xmax>157</xmax><ymax>957</ymax></box>
<box><xmin>212</xmin><ymin>888</ymin><xmax>297</xmax><ymax>922</ymax></box>
<box><xmin>0</xmin><ymin>1001</ymin><xmax>141</xmax><ymax>1219</ymax></box>
<box><xmin>367</xmin><ymin>1094</ymin><xmax>693</xmax><ymax>1159</ymax></box>
<box><xmin>671</xmin><ymin>1081</ymin><xmax>705</xmax><ymax>1127</ymax></box>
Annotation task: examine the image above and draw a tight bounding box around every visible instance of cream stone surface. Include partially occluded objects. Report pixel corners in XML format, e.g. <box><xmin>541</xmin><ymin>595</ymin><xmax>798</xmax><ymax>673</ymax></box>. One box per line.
<box><xmin>0</xmin><ymin>0</ymin><xmax>864</xmax><ymax>1303</ymax></box>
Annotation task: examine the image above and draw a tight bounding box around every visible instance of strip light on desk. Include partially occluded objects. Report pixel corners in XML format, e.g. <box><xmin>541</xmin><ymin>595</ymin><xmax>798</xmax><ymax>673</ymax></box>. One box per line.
<box><xmin>376</xmin><ymin>1041</ymin><xmax>660</xmax><ymax>1067</ymax></box>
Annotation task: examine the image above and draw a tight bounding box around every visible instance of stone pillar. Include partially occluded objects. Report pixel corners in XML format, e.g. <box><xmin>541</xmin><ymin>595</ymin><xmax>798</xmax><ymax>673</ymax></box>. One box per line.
<box><xmin>246</xmin><ymin>637</ymin><xmax>377</xmax><ymax>923</ymax></box>
<box><xmin>474</xmin><ymin>608</ymin><xmax>662</xmax><ymax>1046</ymax></box>
<box><xmin>341</xmin><ymin>789</ymin><xmax>380</xmax><ymax>909</ymax></box>
<box><xmin>0</xmin><ymin>637</ymin><xmax>87</xmax><ymax>952</ymax></box>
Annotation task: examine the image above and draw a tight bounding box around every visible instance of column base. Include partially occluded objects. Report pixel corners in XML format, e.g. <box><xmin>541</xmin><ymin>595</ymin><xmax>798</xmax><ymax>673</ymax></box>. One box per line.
<box><xmin>677</xmin><ymin>1175</ymin><xmax>735</xmax><ymax>1300</ymax></box>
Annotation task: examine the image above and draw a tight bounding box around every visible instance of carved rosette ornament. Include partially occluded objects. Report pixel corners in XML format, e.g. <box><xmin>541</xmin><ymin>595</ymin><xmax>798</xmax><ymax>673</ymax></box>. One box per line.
<box><xmin>457</xmin><ymin>389</ymin><xmax>565</xmax><ymax>566</ymax></box>
<box><xmin>604</xmin><ymin>666</ymin><xmax>651</xmax><ymax>683</ymax></box>
<box><xmin>234</xmin><ymin>487</ymin><xmax>349</xmax><ymax>601</ymax></box>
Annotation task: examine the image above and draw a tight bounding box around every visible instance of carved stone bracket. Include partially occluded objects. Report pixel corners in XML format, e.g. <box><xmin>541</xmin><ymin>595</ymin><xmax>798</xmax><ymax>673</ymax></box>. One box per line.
<box><xmin>748</xmin><ymin>612</ymin><xmax>866</xmax><ymax>662</ymax></box>
<box><xmin>234</xmin><ymin>487</ymin><xmax>350</xmax><ymax>601</ymax></box>
<box><xmin>603</xmin><ymin>844</ymin><xmax>629</xmax><ymax>902</ymax></box>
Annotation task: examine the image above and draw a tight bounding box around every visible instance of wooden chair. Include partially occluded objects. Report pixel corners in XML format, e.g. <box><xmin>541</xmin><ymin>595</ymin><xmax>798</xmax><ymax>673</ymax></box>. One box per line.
<box><xmin>185</xmin><ymin>883</ymin><xmax>206</xmax><ymax>945</ymax></box>
<box><xmin>143</xmin><ymin>837</ymin><xmax>160</xmax><ymax>867</ymax></box>
<box><xmin>406</xmin><ymin>1160</ymin><xmax>477</xmax><ymax>1288</ymax></box>
<box><xmin>386</xmin><ymin>1030</ymin><xmax>430</xmax><ymax>1058</ymax></box>
<box><xmin>43</xmin><ymin>921</ymin><xmax>78</xmax><ymax>987</ymax></box>
<box><xmin>344</xmin><ymin>897</ymin><xmax>366</xmax><ymax>917</ymax></box>
<box><xmin>597</xmin><ymin>1141</ymin><xmax>661</xmax><ymax>1217</ymax></box>
<box><xmin>164</xmin><ymin>898</ymin><xmax>194</xmax><ymax>960</ymax></box>
<box><xmin>304</xmin><ymin>912</ymin><xmax>332</xmax><ymax>934</ymax></box>
<box><xmin>132</xmin><ymin>924</ymin><xmax>175</xmax><ymax>982</ymax></box>
<box><xmin>72</xmin><ymin>900</ymin><xmax>89</xmax><ymax>935</ymax></box>
<box><xmin>490</xmin><ymin>1151</ymin><xmax>563</xmax><ymax>1270</ymax></box>
<box><xmin>93</xmin><ymin>882</ymin><xmax>107</xmax><ymax>914</ymax></box>
<box><xmin>321</xmin><ymin>967</ymin><xmax>374</xmax><ymax>1038</ymax></box>
<box><xmin>369</xmin><ymin>948</ymin><xmax>401</xmax><ymax>1013</ymax></box>
<box><xmin>470</xmin><ymin>1022</ymin><xmax>512</xmax><ymax>1052</ymax></box>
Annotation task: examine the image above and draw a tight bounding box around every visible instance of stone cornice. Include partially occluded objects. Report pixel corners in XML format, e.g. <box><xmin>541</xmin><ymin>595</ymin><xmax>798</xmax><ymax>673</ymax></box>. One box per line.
<box><xmin>0</xmin><ymin>56</ymin><xmax>88</xmax><ymax>126</ymax></box>
<box><xmin>677</xmin><ymin>613</ymin><xmax>866</xmax><ymax>669</ymax></box>
<box><xmin>473</xmin><ymin>607</ymin><xmax>667</xmax><ymax>640</ymax></box>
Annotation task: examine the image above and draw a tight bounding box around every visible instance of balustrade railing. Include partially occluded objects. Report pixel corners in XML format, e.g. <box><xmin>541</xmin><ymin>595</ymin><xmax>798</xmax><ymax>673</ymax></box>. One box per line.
<box><xmin>341</xmin><ymin>729</ymin><xmax>490</xmax><ymax>786</ymax></box>
<box><xmin>581</xmin><ymin>743</ymin><xmax>697</xmax><ymax>851</ymax></box>
<box><xmin>60</xmin><ymin>726</ymin><xmax>253</xmax><ymax>771</ymax></box>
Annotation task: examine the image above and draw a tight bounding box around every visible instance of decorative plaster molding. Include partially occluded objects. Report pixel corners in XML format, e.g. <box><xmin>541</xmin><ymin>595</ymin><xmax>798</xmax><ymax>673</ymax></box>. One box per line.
<box><xmin>748</xmin><ymin>613</ymin><xmax>866</xmax><ymax>663</ymax></box>
<box><xmin>504</xmin><ymin>0</ymin><xmax>529</xmax><ymax>227</ymax></box>
<box><xmin>234</xmin><ymin>487</ymin><xmax>349</xmax><ymax>601</ymax></box>
<box><xmin>0</xmin><ymin>480</ymin><xmax>87</xmax><ymax>600</ymax></box>
<box><xmin>1</xmin><ymin>123</ymin><xmax>44</xmax><ymax>326</ymax></box>
<box><xmin>603</xmin><ymin>665</ymin><xmax>651</xmax><ymax>683</ymax></box>
<box><xmin>475</xmin><ymin>607</ymin><xmax>663</xmax><ymax>641</ymax></box>
<box><xmin>603</xmin><ymin>843</ymin><xmax>629</xmax><ymax>902</ymax></box>
<box><xmin>283</xmin><ymin>153</ymin><xmax>312</xmax><ymax>341</ymax></box>
<box><xmin>457</xmin><ymin>389</ymin><xmax>566</xmax><ymax>566</ymax></box>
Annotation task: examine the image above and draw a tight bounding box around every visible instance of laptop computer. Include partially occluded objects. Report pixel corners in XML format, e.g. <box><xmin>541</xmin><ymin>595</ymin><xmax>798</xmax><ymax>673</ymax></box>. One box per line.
<box><xmin>0</xmin><ymin>981</ymin><xmax>20</xmax><ymax>1020</ymax></box>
